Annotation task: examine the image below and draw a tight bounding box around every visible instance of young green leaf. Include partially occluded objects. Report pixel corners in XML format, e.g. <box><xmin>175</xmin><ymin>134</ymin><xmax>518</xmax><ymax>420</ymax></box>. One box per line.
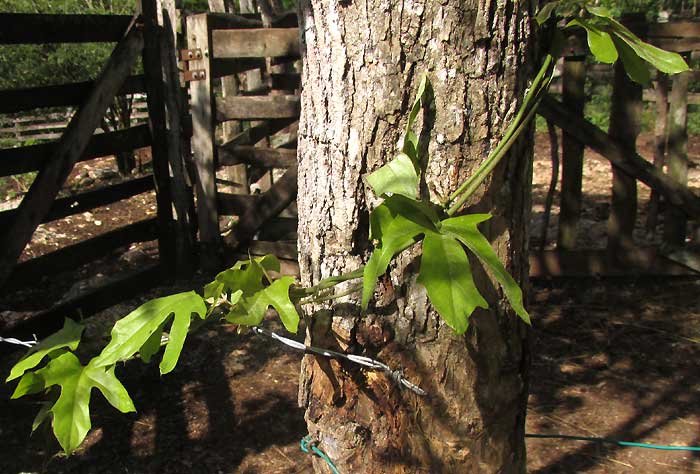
<box><xmin>418</xmin><ymin>231</ymin><xmax>488</xmax><ymax>334</ymax></box>
<box><xmin>566</xmin><ymin>18</ymin><xmax>618</xmax><ymax>64</ymax></box>
<box><xmin>17</xmin><ymin>352</ymin><xmax>135</xmax><ymax>454</ymax></box>
<box><xmin>362</xmin><ymin>197</ymin><xmax>437</xmax><ymax>309</ymax></box>
<box><xmin>225</xmin><ymin>276</ymin><xmax>300</xmax><ymax>332</ymax></box>
<box><xmin>6</xmin><ymin>318</ymin><xmax>84</xmax><ymax>382</ymax></box>
<box><xmin>612</xmin><ymin>35</ymin><xmax>651</xmax><ymax>86</ymax></box>
<box><xmin>441</xmin><ymin>215</ymin><xmax>530</xmax><ymax>324</ymax></box>
<box><xmin>90</xmin><ymin>291</ymin><xmax>206</xmax><ymax>374</ymax></box>
<box><xmin>365</xmin><ymin>153</ymin><xmax>419</xmax><ymax>199</ymax></box>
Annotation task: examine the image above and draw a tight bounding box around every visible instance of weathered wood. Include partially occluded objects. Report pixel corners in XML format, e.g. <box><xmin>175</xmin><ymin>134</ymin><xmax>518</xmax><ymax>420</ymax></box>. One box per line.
<box><xmin>222</xmin><ymin>164</ymin><xmax>297</xmax><ymax>249</ymax></box>
<box><xmin>187</xmin><ymin>13</ymin><xmax>220</xmax><ymax>269</ymax></box>
<box><xmin>529</xmin><ymin>248</ymin><xmax>696</xmax><ymax>279</ymax></box>
<box><xmin>219</xmin><ymin>118</ymin><xmax>297</xmax><ymax>148</ymax></box>
<box><xmin>160</xmin><ymin>5</ymin><xmax>196</xmax><ymax>277</ymax></box>
<box><xmin>0</xmin><ymin>76</ymin><xmax>146</xmax><ymax>114</ymax></box>
<box><xmin>607</xmin><ymin>57</ymin><xmax>642</xmax><ymax>254</ymax></box>
<box><xmin>0</xmin><ymin>125</ymin><xmax>151</xmax><ymax>177</ymax></box>
<box><xmin>212</xmin><ymin>28</ymin><xmax>300</xmax><ymax>58</ymax></box>
<box><xmin>642</xmin><ymin>89</ymin><xmax>700</xmax><ymax>105</ymax></box>
<box><xmin>557</xmin><ymin>56</ymin><xmax>586</xmax><ymax>250</ymax></box>
<box><xmin>647</xmin><ymin>74</ymin><xmax>669</xmax><ymax>235</ymax></box>
<box><xmin>539</xmin><ymin>95</ymin><xmax>700</xmax><ymax>218</ymax></box>
<box><xmin>4</xmin><ymin>218</ymin><xmax>158</xmax><ymax>289</ymax></box>
<box><xmin>0</xmin><ymin>13</ymin><xmax>134</xmax><ymax>44</ymax></box>
<box><xmin>207</xmin><ymin>12</ymin><xmax>263</xmax><ymax>29</ymax></box>
<box><xmin>258</xmin><ymin>216</ymin><xmax>297</xmax><ymax>240</ymax></box>
<box><xmin>664</xmin><ymin>67</ymin><xmax>691</xmax><ymax>245</ymax></box>
<box><xmin>0</xmin><ymin>22</ymin><xmax>144</xmax><ymax>288</ymax></box>
<box><xmin>218</xmin><ymin>145</ymin><xmax>296</xmax><ymax>168</ymax></box>
<box><xmin>216</xmin><ymin>95</ymin><xmax>300</xmax><ymax>121</ymax></box>
<box><xmin>143</xmin><ymin>0</ymin><xmax>177</xmax><ymax>277</ymax></box>
<box><xmin>0</xmin><ymin>264</ymin><xmax>162</xmax><ymax>344</ymax></box>
<box><xmin>0</xmin><ymin>176</ymin><xmax>154</xmax><ymax>227</ymax></box>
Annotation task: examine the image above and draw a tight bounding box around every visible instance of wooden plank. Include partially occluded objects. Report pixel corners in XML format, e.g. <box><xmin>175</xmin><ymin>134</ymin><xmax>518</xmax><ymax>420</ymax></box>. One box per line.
<box><xmin>0</xmin><ymin>264</ymin><xmax>162</xmax><ymax>344</ymax></box>
<box><xmin>4</xmin><ymin>218</ymin><xmax>158</xmax><ymax>289</ymax></box>
<box><xmin>642</xmin><ymin>89</ymin><xmax>700</xmax><ymax>104</ymax></box>
<box><xmin>187</xmin><ymin>13</ymin><xmax>220</xmax><ymax>270</ymax></box>
<box><xmin>159</xmin><ymin>4</ymin><xmax>196</xmax><ymax>278</ymax></box>
<box><xmin>0</xmin><ymin>76</ymin><xmax>146</xmax><ymax>114</ymax></box>
<box><xmin>207</xmin><ymin>12</ymin><xmax>263</xmax><ymax>29</ymax></box>
<box><xmin>0</xmin><ymin>176</ymin><xmax>154</xmax><ymax>227</ymax></box>
<box><xmin>218</xmin><ymin>192</ymin><xmax>259</xmax><ymax>215</ymax></box>
<box><xmin>664</xmin><ymin>67</ymin><xmax>691</xmax><ymax>245</ymax></box>
<box><xmin>538</xmin><ymin>95</ymin><xmax>700</xmax><ymax>219</ymax></box>
<box><xmin>647</xmin><ymin>38</ymin><xmax>700</xmax><ymax>53</ymax></box>
<box><xmin>216</xmin><ymin>95</ymin><xmax>300</xmax><ymax>121</ymax></box>
<box><xmin>218</xmin><ymin>145</ymin><xmax>296</xmax><ymax>168</ymax></box>
<box><xmin>142</xmin><ymin>0</ymin><xmax>177</xmax><ymax>278</ymax></box>
<box><xmin>212</xmin><ymin>28</ymin><xmax>299</xmax><ymax>58</ymax></box>
<box><xmin>223</xmin><ymin>164</ymin><xmax>297</xmax><ymax>249</ymax></box>
<box><xmin>258</xmin><ymin>216</ymin><xmax>297</xmax><ymax>240</ymax></box>
<box><xmin>219</xmin><ymin>118</ymin><xmax>297</xmax><ymax>149</ymax></box>
<box><xmin>528</xmin><ymin>249</ymin><xmax>697</xmax><ymax>279</ymax></box>
<box><xmin>557</xmin><ymin>56</ymin><xmax>586</xmax><ymax>250</ymax></box>
<box><xmin>647</xmin><ymin>75</ymin><xmax>669</xmax><ymax>235</ymax></box>
<box><xmin>0</xmin><ymin>13</ymin><xmax>134</xmax><ymax>44</ymax></box>
<box><xmin>0</xmin><ymin>22</ymin><xmax>144</xmax><ymax>288</ymax></box>
<box><xmin>0</xmin><ymin>124</ymin><xmax>151</xmax><ymax>177</ymax></box>
<box><xmin>647</xmin><ymin>20</ymin><xmax>700</xmax><ymax>39</ymax></box>
<box><xmin>607</xmin><ymin>58</ymin><xmax>642</xmax><ymax>255</ymax></box>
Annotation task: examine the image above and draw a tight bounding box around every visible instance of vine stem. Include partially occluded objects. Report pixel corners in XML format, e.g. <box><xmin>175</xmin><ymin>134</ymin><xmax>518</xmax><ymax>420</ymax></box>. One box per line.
<box><xmin>444</xmin><ymin>52</ymin><xmax>556</xmax><ymax>216</ymax></box>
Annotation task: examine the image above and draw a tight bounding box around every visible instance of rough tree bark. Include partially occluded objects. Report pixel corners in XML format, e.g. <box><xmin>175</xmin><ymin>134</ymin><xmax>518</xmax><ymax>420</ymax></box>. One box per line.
<box><xmin>296</xmin><ymin>0</ymin><xmax>535</xmax><ymax>472</ymax></box>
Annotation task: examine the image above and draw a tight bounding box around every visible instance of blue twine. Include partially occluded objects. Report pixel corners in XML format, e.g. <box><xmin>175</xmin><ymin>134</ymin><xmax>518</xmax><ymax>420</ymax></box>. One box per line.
<box><xmin>301</xmin><ymin>435</ymin><xmax>341</xmax><ymax>474</ymax></box>
<box><xmin>526</xmin><ymin>433</ymin><xmax>700</xmax><ymax>451</ymax></box>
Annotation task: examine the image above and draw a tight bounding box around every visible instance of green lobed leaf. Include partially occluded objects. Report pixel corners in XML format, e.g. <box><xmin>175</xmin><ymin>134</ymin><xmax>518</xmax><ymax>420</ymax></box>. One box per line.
<box><xmin>17</xmin><ymin>352</ymin><xmax>135</xmax><ymax>454</ymax></box>
<box><xmin>366</xmin><ymin>153</ymin><xmax>419</xmax><ymax>199</ymax></box>
<box><xmin>566</xmin><ymin>18</ymin><xmax>618</xmax><ymax>64</ymax></box>
<box><xmin>417</xmin><ymin>231</ymin><xmax>488</xmax><ymax>334</ymax></box>
<box><xmin>612</xmin><ymin>34</ymin><xmax>651</xmax><ymax>86</ymax></box>
<box><xmin>588</xmin><ymin>10</ymin><xmax>689</xmax><ymax>76</ymax></box>
<box><xmin>7</xmin><ymin>318</ymin><xmax>84</xmax><ymax>382</ymax></box>
<box><xmin>90</xmin><ymin>291</ymin><xmax>206</xmax><ymax>374</ymax></box>
<box><xmin>362</xmin><ymin>196</ymin><xmax>438</xmax><ymax>309</ymax></box>
<box><xmin>441</xmin><ymin>215</ymin><xmax>530</xmax><ymax>324</ymax></box>
<box><xmin>225</xmin><ymin>277</ymin><xmax>300</xmax><ymax>332</ymax></box>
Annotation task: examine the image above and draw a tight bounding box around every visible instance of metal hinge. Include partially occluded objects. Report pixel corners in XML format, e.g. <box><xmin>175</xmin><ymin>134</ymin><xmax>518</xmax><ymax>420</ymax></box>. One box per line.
<box><xmin>180</xmin><ymin>48</ymin><xmax>203</xmax><ymax>61</ymax></box>
<box><xmin>183</xmin><ymin>69</ymin><xmax>206</xmax><ymax>82</ymax></box>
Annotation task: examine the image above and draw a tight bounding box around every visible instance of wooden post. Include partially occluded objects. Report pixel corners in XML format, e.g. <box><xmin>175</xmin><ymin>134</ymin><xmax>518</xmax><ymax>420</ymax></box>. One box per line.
<box><xmin>607</xmin><ymin>53</ymin><xmax>642</xmax><ymax>256</ymax></box>
<box><xmin>0</xmin><ymin>21</ymin><xmax>143</xmax><ymax>288</ymax></box>
<box><xmin>646</xmin><ymin>72</ymin><xmax>669</xmax><ymax>235</ymax></box>
<box><xmin>557</xmin><ymin>53</ymin><xmax>586</xmax><ymax>250</ymax></box>
<box><xmin>187</xmin><ymin>13</ymin><xmax>221</xmax><ymax>270</ymax></box>
<box><xmin>142</xmin><ymin>0</ymin><xmax>179</xmax><ymax>278</ymax></box>
<box><xmin>664</xmin><ymin>65</ymin><xmax>690</xmax><ymax>246</ymax></box>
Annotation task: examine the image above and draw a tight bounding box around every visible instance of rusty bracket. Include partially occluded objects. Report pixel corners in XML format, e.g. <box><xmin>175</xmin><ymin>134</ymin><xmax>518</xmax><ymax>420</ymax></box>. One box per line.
<box><xmin>183</xmin><ymin>69</ymin><xmax>207</xmax><ymax>82</ymax></box>
<box><xmin>180</xmin><ymin>48</ymin><xmax>203</xmax><ymax>62</ymax></box>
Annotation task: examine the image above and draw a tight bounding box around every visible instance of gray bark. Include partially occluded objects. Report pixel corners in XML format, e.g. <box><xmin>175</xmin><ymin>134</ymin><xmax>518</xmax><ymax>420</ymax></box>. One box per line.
<box><xmin>296</xmin><ymin>0</ymin><xmax>535</xmax><ymax>472</ymax></box>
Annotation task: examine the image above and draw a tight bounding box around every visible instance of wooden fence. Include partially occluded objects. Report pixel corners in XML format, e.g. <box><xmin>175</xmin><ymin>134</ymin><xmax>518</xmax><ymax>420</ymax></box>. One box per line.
<box><xmin>0</xmin><ymin>4</ymin><xmax>194</xmax><ymax>342</ymax></box>
<box><xmin>533</xmin><ymin>15</ymin><xmax>700</xmax><ymax>277</ymax></box>
<box><xmin>0</xmin><ymin>95</ymin><xmax>149</xmax><ymax>143</ymax></box>
<box><xmin>185</xmin><ymin>11</ymin><xmax>300</xmax><ymax>272</ymax></box>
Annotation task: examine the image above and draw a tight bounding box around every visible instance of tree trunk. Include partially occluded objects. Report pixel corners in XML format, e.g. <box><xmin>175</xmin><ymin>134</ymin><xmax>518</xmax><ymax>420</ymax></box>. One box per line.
<box><xmin>296</xmin><ymin>1</ymin><xmax>534</xmax><ymax>473</ymax></box>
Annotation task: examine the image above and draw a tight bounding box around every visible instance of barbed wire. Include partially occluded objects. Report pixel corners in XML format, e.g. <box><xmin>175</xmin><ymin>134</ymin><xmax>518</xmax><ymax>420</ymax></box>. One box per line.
<box><xmin>0</xmin><ymin>335</ymin><xmax>37</xmax><ymax>348</ymax></box>
<box><xmin>251</xmin><ymin>326</ymin><xmax>427</xmax><ymax>396</ymax></box>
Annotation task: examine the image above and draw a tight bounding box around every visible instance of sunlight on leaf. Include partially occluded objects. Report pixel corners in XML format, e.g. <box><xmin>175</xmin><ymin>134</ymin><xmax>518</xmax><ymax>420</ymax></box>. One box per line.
<box><xmin>6</xmin><ymin>318</ymin><xmax>84</xmax><ymax>382</ymax></box>
<box><xmin>365</xmin><ymin>153</ymin><xmax>419</xmax><ymax>199</ymax></box>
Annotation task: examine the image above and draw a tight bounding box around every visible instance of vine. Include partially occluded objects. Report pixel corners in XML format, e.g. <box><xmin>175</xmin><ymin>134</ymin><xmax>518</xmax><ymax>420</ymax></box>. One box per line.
<box><xmin>4</xmin><ymin>3</ymin><xmax>690</xmax><ymax>455</ymax></box>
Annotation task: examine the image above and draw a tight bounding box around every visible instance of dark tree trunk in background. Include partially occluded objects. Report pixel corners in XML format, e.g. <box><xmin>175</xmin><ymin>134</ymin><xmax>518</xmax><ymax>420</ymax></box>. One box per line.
<box><xmin>296</xmin><ymin>0</ymin><xmax>535</xmax><ymax>472</ymax></box>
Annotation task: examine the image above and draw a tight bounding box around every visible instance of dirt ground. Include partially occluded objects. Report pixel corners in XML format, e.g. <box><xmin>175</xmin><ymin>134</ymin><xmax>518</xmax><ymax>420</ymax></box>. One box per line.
<box><xmin>1</xmin><ymin>133</ymin><xmax>699</xmax><ymax>473</ymax></box>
